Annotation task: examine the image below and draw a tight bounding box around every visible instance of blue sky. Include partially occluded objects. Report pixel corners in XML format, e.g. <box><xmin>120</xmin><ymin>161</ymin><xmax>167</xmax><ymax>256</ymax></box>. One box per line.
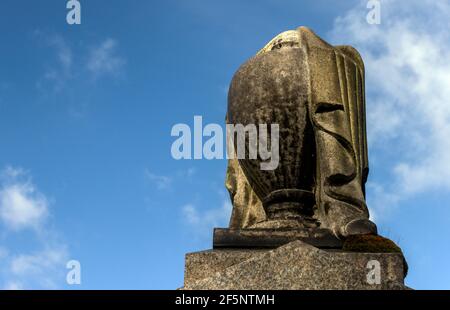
<box><xmin>0</xmin><ymin>0</ymin><xmax>449</xmax><ymax>289</ymax></box>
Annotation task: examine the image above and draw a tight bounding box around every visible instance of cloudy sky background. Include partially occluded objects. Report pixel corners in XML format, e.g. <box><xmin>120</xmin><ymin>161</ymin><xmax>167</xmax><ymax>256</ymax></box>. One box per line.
<box><xmin>0</xmin><ymin>0</ymin><xmax>449</xmax><ymax>289</ymax></box>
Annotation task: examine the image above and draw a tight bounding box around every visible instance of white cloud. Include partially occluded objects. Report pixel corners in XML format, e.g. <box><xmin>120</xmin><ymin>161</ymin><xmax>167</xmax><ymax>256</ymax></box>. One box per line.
<box><xmin>87</xmin><ymin>38</ymin><xmax>125</xmax><ymax>78</ymax></box>
<box><xmin>182</xmin><ymin>200</ymin><xmax>232</xmax><ymax>236</ymax></box>
<box><xmin>329</xmin><ymin>0</ymin><xmax>450</xmax><ymax>218</ymax></box>
<box><xmin>182</xmin><ymin>204</ymin><xmax>200</xmax><ymax>225</ymax></box>
<box><xmin>145</xmin><ymin>168</ymin><xmax>197</xmax><ymax>191</ymax></box>
<box><xmin>1</xmin><ymin>166</ymin><xmax>25</xmax><ymax>179</ymax></box>
<box><xmin>35</xmin><ymin>33</ymin><xmax>125</xmax><ymax>93</ymax></box>
<box><xmin>0</xmin><ymin>166</ymin><xmax>48</xmax><ymax>231</ymax></box>
<box><xmin>145</xmin><ymin>170</ymin><xmax>172</xmax><ymax>190</ymax></box>
<box><xmin>10</xmin><ymin>248</ymin><xmax>67</xmax><ymax>277</ymax></box>
<box><xmin>4</xmin><ymin>281</ymin><xmax>23</xmax><ymax>290</ymax></box>
<box><xmin>36</xmin><ymin>34</ymin><xmax>73</xmax><ymax>92</ymax></box>
<box><xmin>1</xmin><ymin>246</ymin><xmax>68</xmax><ymax>290</ymax></box>
<box><xmin>50</xmin><ymin>36</ymin><xmax>73</xmax><ymax>76</ymax></box>
<box><xmin>0</xmin><ymin>166</ymin><xmax>69</xmax><ymax>289</ymax></box>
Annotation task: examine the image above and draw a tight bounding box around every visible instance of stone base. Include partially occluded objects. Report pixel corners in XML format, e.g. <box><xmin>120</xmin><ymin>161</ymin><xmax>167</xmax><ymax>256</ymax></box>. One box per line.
<box><xmin>213</xmin><ymin>227</ymin><xmax>342</xmax><ymax>249</ymax></box>
<box><xmin>183</xmin><ymin>240</ymin><xmax>408</xmax><ymax>290</ymax></box>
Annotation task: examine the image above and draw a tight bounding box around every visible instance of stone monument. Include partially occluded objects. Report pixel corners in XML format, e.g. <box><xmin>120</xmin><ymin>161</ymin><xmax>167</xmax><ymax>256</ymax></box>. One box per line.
<box><xmin>182</xmin><ymin>27</ymin><xmax>408</xmax><ymax>290</ymax></box>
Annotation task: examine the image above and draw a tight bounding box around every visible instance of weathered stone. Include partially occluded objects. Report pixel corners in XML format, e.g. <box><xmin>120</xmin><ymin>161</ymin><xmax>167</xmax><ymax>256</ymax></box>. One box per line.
<box><xmin>184</xmin><ymin>248</ymin><xmax>267</xmax><ymax>287</ymax></box>
<box><xmin>181</xmin><ymin>26</ymin><xmax>409</xmax><ymax>290</ymax></box>
<box><xmin>213</xmin><ymin>228</ymin><xmax>342</xmax><ymax>249</ymax></box>
<box><xmin>226</xmin><ymin>27</ymin><xmax>376</xmax><ymax>237</ymax></box>
<box><xmin>183</xmin><ymin>241</ymin><xmax>408</xmax><ymax>290</ymax></box>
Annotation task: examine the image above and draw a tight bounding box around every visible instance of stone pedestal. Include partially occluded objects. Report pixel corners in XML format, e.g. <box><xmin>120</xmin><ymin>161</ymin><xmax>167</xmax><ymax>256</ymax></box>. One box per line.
<box><xmin>183</xmin><ymin>241</ymin><xmax>408</xmax><ymax>290</ymax></box>
<box><xmin>213</xmin><ymin>228</ymin><xmax>342</xmax><ymax>249</ymax></box>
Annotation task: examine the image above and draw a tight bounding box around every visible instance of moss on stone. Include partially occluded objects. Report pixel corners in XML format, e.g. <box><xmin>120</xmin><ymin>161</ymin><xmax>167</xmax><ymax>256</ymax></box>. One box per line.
<box><xmin>343</xmin><ymin>234</ymin><xmax>402</xmax><ymax>254</ymax></box>
<box><xmin>343</xmin><ymin>234</ymin><xmax>408</xmax><ymax>277</ymax></box>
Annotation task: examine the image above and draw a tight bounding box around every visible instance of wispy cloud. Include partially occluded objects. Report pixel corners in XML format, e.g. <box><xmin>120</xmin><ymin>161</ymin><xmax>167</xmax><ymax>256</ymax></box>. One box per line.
<box><xmin>330</xmin><ymin>0</ymin><xmax>450</xmax><ymax>218</ymax></box>
<box><xmin>35</xmin><ymin>33</ymin><xmax>126</xmax><ymax>94</ymax></box>
<box><xmin>145</xmin><ymin>169</ymin><xmax>173</xmax><ymax>190</ymax></box>
<box><xmin>35</xmin><ymin>34</ymin><xmax>73</xmax><ymax>93</ymax></box>
<box><xmin>181</xmin><ymin>200</ymin><xmax>232</xmax><ymax>236</ymax></box>
<box><xmin>184</xmin><ymin>168</ymin><xmax>197</xmax><ymax>178</ymax></box>
<box><xmin>8</xmin><ymin>247</ymin><xmax>68</xmax><ymax>286</ymax></box>
<box><xmin>50</xmin><ymin>36</ymin><xmax>73</xmax><ymax>76</ymax></box>
<box><xmin>3</xmin><ymin>281</ymin><xmax>23</xmax><ymax>290</ymax></box>
<box><xmin>2</xmin><ymin>246</ymin><xmax>68</xmax><ymax>290</ymax></box>
<box><xmin>0</xmin><ymin>166</ymin><xmax>69</xmax><ymax>289</ymax></box>
<box><xmin>87</xmin><ymin>38</ymin><xmax>125</xmax><ymax>78</ymax></box>
<box><xmin>145</xmin><ymin>167</ymin><xmax>197</xmax><ymax>191</ymax></box>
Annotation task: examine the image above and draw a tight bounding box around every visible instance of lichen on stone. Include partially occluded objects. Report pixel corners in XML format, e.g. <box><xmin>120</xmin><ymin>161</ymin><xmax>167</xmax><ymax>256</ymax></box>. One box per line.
<box><xmin>343</xmin><ymin>234</ymin><xmax>402</xmax><ymax>254</ymax></box>
<box><xmin>343</xmin><ymin>234</ymin><xmax>408</xmax><ymax>277</ymax></box>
